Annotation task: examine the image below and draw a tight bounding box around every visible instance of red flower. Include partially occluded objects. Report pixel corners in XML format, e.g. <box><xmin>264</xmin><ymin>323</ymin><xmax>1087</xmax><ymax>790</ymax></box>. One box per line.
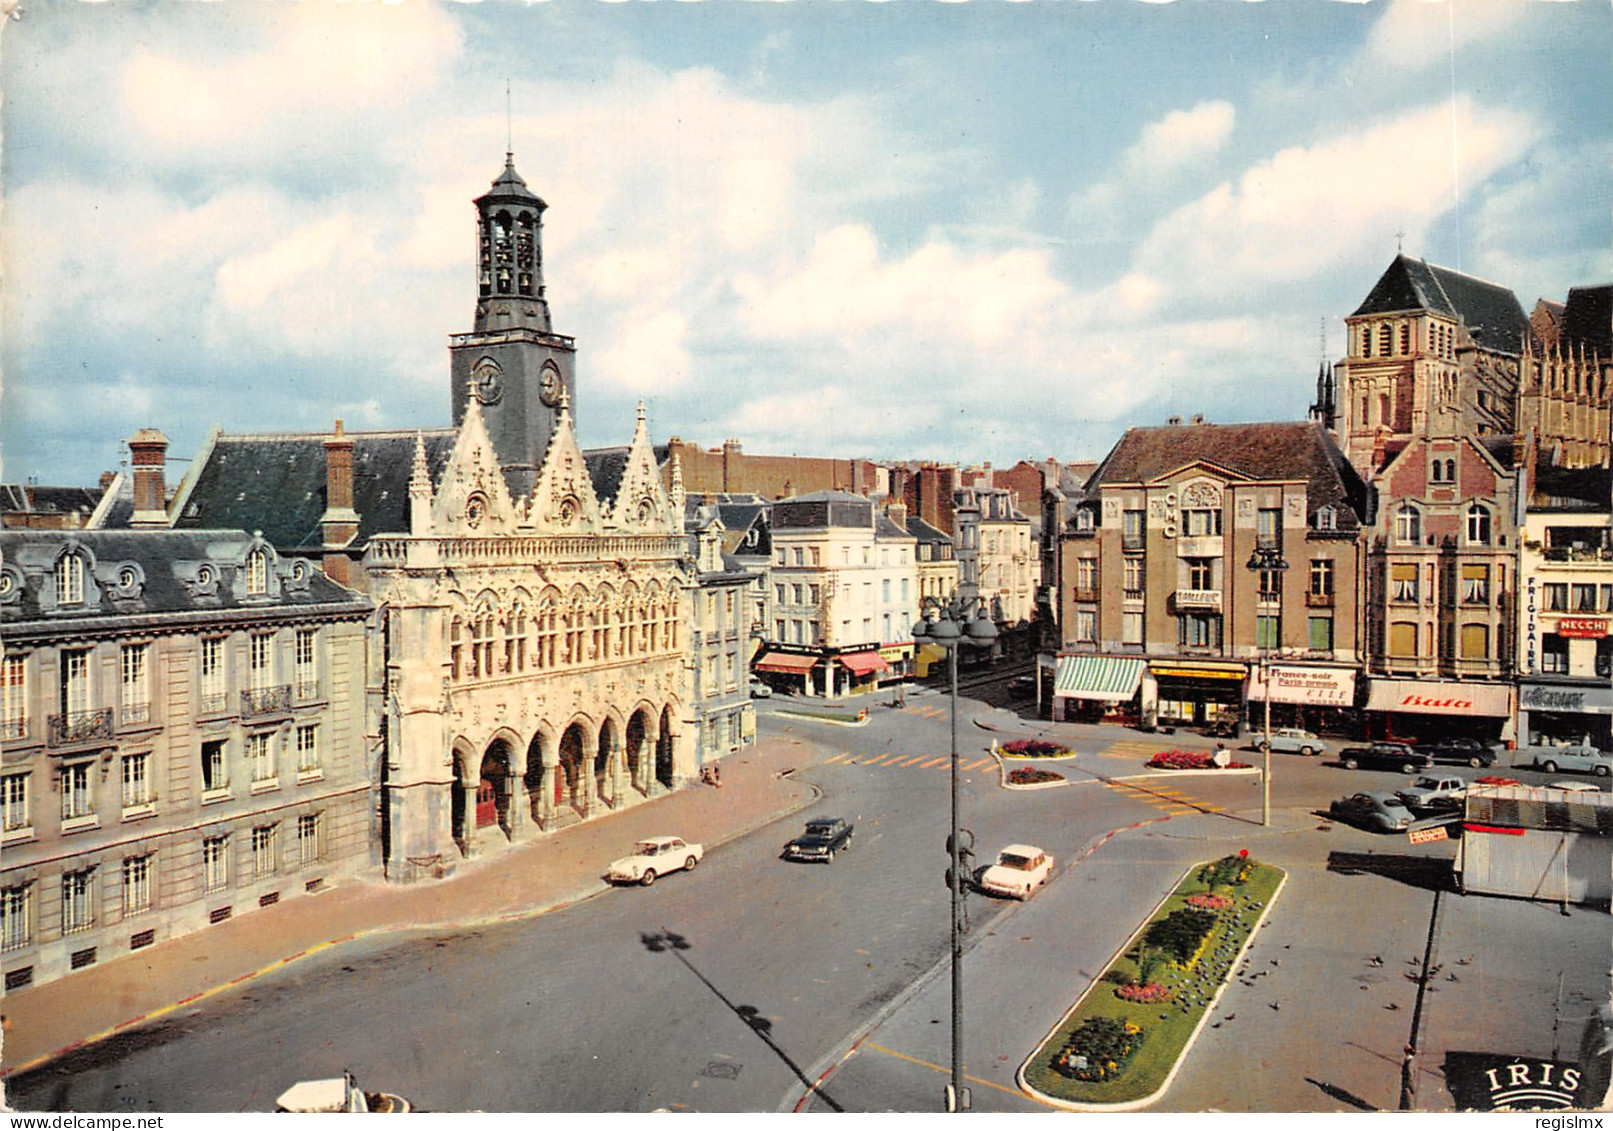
<box><xmin>1238</xmin><ymin>849</ymin><xmax>1249</xmax><ymax>858</ymax></box>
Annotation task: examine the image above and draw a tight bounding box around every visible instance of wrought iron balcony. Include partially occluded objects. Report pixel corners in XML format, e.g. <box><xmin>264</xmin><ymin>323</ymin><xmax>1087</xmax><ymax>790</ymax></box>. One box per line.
<box><xmin>241</xmin><ymin>685</ymin><xmax>293</xmax><ymax>718</ymax></box>
<box><xmin>48</xmin><ymin>708</ymin><xmax>113</xmax><ymax>749</ymax></box>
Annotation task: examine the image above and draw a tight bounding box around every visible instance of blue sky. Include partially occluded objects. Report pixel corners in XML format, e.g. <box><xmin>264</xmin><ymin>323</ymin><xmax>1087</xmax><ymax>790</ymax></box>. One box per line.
<box><xmin>2</xmin><ymin>0</ymin><xmax>1610</xmax><ymax>486</ymax></box>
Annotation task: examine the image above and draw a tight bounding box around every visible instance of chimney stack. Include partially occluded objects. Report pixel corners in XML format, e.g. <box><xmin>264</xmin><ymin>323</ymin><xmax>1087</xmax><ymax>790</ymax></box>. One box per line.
<box><xmin>321</xmin><ymin>420</ymin><xmax>360</xmax><ymax>584</ymax></box>
<box><xmin>128</xmin><ymin>429</ymin><xmax>171</xmax><ymax>528</ymax></box>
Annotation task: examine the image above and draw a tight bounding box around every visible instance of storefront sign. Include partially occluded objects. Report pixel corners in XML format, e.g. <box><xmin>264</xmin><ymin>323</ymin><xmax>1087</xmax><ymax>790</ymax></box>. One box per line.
<box><xmin>1444</xmin><ymin>1052</ymin><xmax>1586</xmax><ymax>1110</ymax></box>
<box><xmin>1247</xmin><ymin>665</ymin><xmax>1355</xmax><ymax>706</ymax></box>
<box><xmin>1525</xmin><ymin>575</ymin><xmax>1538</xmax><ymax>673</ymax></box>
<box><xmin>1151</xmin><ymin>665</ymin><xmax>1246</xmax><ymax>681</ymax></box>
<box><xmin>1408</xmin><ymin>825</ymin><xmax>1448</xmax><ymax>844</ymax></box>
<box><xmin>1364</xmin><ymin>679</ymin><xmax>1513</xmax><ymax>718</ymax></box>
<box><xmin>1520</xmin><ymin>683</ymin><xmax>1613</xmax><ymax>715</ymax></box>
<box><xmin>1558</xmin><ymin>617</ymin><xmax>1609</xmax><ymax>639</ymax></box>
<box><xmin>878</xmin><ymin>644</ymin><xmax>913</xmax><ymax>662</ymax></box>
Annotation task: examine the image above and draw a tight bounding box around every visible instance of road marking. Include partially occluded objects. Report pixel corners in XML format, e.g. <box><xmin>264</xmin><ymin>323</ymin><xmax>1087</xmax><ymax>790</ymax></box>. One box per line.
<box><xmin>863</xmin><ymin>1042</ymin><xmax>1025</xmax><ymax>1098</ymax></box>
<box><xmin>920</xmin><ymin>757</ymin><xmax>949</xmax><ymax>769</ymax></box>
<box><xmin>898</xmin><ymin>755</ymin><xmax>930</xmax><ymax>767</ymax></box>
<box><xmin>962</xmin><ymin>758</ymin><xmax>996</xmax><ymax>771</ymax></box>
<box><xmin>826</xmin><ymin>751</ymin><xmax>855</xmax><ymax>764</ymax></box>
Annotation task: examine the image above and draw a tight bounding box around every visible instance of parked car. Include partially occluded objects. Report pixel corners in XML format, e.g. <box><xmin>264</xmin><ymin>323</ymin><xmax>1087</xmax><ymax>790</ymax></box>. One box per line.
<box><xmin>1008</xmin><ymin>675</ymin><xmax>1037</xmax><ymax>697</ymax></box>
<box><xmin>1420</xmin><ymin>737</ymin><xmax>1497</xmax><ymax>768</ymax></box>
<box><xmin>748</xmin><ymin>679</ymin><xmax>773</xmax><ymax>699</ymax></box>
<box><xmin>1547</xmin><ymin>780</ymin><xmax>1604</xmax><ymax>794</ymax></box>
<box><xmin>1339</xmin><ymin>743</ymin><xmax>1432</xmax><ymax>774</ymax></box>
<box><xmin>1260</xmin><ymin>727</ymin><xmax>1326</xmax><ymax>756</ymax></box>
<box><xmin>782</xmin><ymin>817</ymin><xmax>854</xmax><ymax>862</ymax></box>
<box><xmin>977</xmin><ymin>844</ymin><xmax>1054</xmax><ymax>900</ymax></box>
<box><xmin>1528</xmin><ymin>744</ymin><xmax>1613</xmax><ymax>777</ymax></box>
<box><xmin>1395</xmin><ymin>776</ymin><xmax>1468</xmax><ymax>812</ymax></box>
<box><xmin>1329</xmin><ymin>791</ymin><xmax>1415</xmax><ymax>833</ymax></box>
<box><xmin>607</xmin><ymin>836</ymin><xmax>703</xmax><ymax>886</ymax></box>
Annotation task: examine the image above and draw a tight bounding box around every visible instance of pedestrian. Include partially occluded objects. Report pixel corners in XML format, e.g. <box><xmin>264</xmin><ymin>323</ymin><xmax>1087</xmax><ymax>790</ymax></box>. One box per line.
<box><xmin>1212</xmin><ymin>741</ymin><xmax>1231</xmax><ymax>769</ymax></box>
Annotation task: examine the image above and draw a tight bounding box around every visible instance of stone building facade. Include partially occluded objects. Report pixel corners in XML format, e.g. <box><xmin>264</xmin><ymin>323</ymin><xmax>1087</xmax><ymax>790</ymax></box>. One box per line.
<box><xmin>0</xmin><ymin>530</ymin><xmax>371</xmax><ymax>989</ymax></box>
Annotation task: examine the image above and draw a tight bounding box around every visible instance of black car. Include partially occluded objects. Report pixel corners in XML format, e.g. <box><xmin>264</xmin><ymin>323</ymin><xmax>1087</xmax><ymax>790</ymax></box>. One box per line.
<box><xmin>1420</xmin><ymin>737</ymin><xmax>1497</xmax><ymax>768</ymax></box>
<box><xmin>782</xmin><ymin>817</ymin><xmax>854</xmax><ymax>863</ymax></box>
<box><xmin>1339</xmin><ymin>742</ymin><xmax>1433</xmax><ymax>774</ymax></box>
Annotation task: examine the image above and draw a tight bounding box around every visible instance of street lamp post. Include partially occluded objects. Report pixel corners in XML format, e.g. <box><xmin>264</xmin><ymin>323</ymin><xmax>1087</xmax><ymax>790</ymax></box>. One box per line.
<box><xmin>912</xmin><ymin>595</ymin><xmax>998</xmax><ymax>1113</ymax></box>
<box><xmin>1246</xmin><ymin>546</ymin><xmax>1290</xmax><ymax>828</ymax></box>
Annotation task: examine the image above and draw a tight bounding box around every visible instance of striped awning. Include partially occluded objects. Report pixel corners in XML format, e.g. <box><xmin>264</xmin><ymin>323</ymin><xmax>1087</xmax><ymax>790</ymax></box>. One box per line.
<box><xmin>1054</xmin><ymin>656</ymin><xmax>1148</xmax><ymax>702</ymax></box>
<box><xmin>755</xmin><ymin>652</ymin><xmax>819</xmax><ymax>674</ymax></box>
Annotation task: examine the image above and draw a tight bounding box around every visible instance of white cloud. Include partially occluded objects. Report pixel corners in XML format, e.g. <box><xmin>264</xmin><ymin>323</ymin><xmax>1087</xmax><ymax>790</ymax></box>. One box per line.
<box><xmin>1068</xmin><ymin>100</ymin><xmax>1236</xmax><ymax>226</ymax></box>
<box><xmin>1366</xmin><ymin>0</ymin><xmax>1533</xmax><ymax>69</ymax></box>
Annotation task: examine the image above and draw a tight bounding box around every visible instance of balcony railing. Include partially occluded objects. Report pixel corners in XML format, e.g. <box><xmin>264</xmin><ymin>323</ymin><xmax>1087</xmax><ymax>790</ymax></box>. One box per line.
<box><xmin>199</xmin><ymin>691</ymin><xmax>231</xmax><ymax>717</ymax></box>
<box><xmin>1305</xmin><ymin>591</ymin><xmax>1334</xmax><ymax>608</ymax></box>
<box><xmin>48</xmin><ymin>708</ymin><xmax>113</xmax><ymax>749</ymax></box>
<box><xmin>0</xmin><ymin>718</ymin><xmax>25</xmax><ymax>741</ymax></box>
<box><xmin>120</xmin><ymin>703</ymin><xmax>151</xmax><ymax>727</ymax></box>
<box><xmin>1544</xmin><ymin>547</ymin><xmax>1613</xmax><ymax>563</ymax></box>
<box><xmin>241</xmin><ymin>685</ymin><xmax>293</xmax><ymax>718</ymax></box>
<box><xmin>1073</xmin><ymin>587</ymin><xmax>1098</xmax><ymax>603</ymax></box>
<box><xmin>1174</xmin><ymin>589</ymin><xmax>1222</xmax><ymax>611</ymax></box>
<box><xmin>295</xmin><ymin>680</ymin><xmax>321</xmax><ymax>702</ymax></box>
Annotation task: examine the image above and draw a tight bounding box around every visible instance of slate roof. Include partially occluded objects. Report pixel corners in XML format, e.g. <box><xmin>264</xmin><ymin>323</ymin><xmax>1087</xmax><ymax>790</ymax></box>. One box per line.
<box><xmin>170</xmin><ymin>430</ymin><xmax>456</xmax><ymax>551</ymax></box>
<box><xmin>0</xmin><ymin>529</ymin><xmax>369</xmax><ymax>630</ymax></box>
<box><xmin>1561</xmin><ymin>285</ymin><xmax>1613</xmax><ymax>359</ymax></box>
<box><xmin>875</xmin><ymin>513</ymin><xmax>913</xmax><ymax>539</ymax></box>
<box><xmin>906</xmin><ymin>516</ymin><xmax>952</xmax><ymax>545</ymax></box>
<box><xmin>582</xmin><ymin>447</ymin><xmax>631</xmax><ymax>506</ymax></box>
<box><xmin>1530</xmin><ymin>465</ymin><xmax>1612</xmax><ymax>511</ymax></box>
<box><xmin>1</xmin><ymin>484</ymin><xmax>104</xmax><ymax>523</ymax></box>
<box><xmin>1087</xmin><ymin>420</ymin><xmax>1369</xmax><ymax>530</ymax></box>
<box><xmin>1352</xmin><ymin>255</ymin><xmax>1528</xmax><ymax>354</ymax></box>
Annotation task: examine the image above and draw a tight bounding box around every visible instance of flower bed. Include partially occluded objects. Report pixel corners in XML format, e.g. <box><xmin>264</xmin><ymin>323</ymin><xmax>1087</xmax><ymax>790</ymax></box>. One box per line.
<box><xmin>1146</xmin><ymin>749</ymin><xmax>1252</xmax><ymax>771</ymax></box>
<box><xmin>1000</xmin><ymin>738</ymin><xmax>1070</xmax><ymax>759</ymax></box>
<box><xmin>1007</xmin><ymin>767</ymin><xmax>1065</xmax><ymax>785</ymax></box>
<box><xmin>1021</xmin><ymin>853</ymin><xmax>1286</xmax><ymax>1107</ymax></box>
<box><xmin>1113</xmin><ymin>982</ymin><xmax>1173</xmax><ymax>1004</ymax></box>
<box><xmin>1051</xmin><ymin>1018</ymin><xmax>1145</xmax><ymax>1082</ymax></box>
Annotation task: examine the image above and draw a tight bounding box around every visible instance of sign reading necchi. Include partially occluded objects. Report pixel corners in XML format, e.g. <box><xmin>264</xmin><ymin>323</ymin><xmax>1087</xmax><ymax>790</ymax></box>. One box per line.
<box><xmin>1248</xmin><ymin>665</ymin><xmax>1355</xmax><ymax>706</ymax></box>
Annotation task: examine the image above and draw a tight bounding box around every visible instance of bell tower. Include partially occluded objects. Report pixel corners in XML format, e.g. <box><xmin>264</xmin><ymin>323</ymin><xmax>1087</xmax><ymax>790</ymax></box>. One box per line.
<box><xmin>449</xmin><ymin>153</ymin><xmax>578</xmax><ymax>497</ymax></box>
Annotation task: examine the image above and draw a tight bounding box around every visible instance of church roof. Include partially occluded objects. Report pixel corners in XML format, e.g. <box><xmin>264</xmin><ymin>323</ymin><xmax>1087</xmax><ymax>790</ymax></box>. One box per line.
<box><xmin>1351</xmin><ymin>255</ymin><xmax>1528</xmax><ymax>354</ymax></box>
<box><xmin>1561</xmin><ymin>284</ymin><xmax>1613</xmax><ymax>359</ymax></box>
<box><xmin>477</xmin><ymin>153</ymin><xmax>545</xmax><ymax>209</ymax></box>
<box><xmin>170</xmin><ymin>430</ymin><xmax>457</xmax><ymax>552</ymax></box>
<box><xmin>1087</xmin><ymin>420</ymin><xmax>1369</xmax><ymax>531</ymax></box>
<box><xmin>582</xmin><ymin>446</ymin><xmax>632</xmax><ymax>506</ymax></box>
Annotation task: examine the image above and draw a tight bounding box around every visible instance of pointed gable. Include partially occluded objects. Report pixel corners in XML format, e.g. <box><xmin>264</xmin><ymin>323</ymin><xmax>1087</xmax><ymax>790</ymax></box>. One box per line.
<box><xmin>526</xmin><ymin>401</ymin><xmax>603</xmax><ymax>534</ymax></box>
<box><xmin>430</xmin><ymin>398</ymin><xmax>517</xmax><ymax>534</ymax></box>
<box><xmin>605</xmin><ymin>403</ymin><xmax>678</xmax><ymax>535</ymax></box>
<box><xmin>1352</xmin><ymin>254</ymin><xmax>1527</xmax><ymax>354</ymax></box>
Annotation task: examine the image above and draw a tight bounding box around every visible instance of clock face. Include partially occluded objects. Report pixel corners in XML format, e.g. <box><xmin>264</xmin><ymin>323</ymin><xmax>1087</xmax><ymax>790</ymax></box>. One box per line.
<box><xmin>473</xmin><ymin>361</ymin><xmax>504</xmax><ymax>405</ymax></box>
<box><xmin>539</xmin><ymin>367</ymin><xmax>562</xmax><ymax>407</ymax></box>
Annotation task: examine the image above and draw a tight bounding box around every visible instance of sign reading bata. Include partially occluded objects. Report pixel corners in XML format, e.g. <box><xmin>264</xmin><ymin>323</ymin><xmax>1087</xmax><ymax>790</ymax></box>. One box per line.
<box><xmin>1247</xmin><ymin>665</ymin><xmax>1355</xmax><ymax>706</ymax></box>
<box><xmin>1365</xmin><ymin>679</ymin><xmax>1513</xmax><ymax>718</ymax></box>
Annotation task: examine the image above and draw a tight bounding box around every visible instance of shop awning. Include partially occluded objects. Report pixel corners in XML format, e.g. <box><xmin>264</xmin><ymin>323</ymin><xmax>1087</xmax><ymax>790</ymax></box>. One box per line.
<box><xmin>1054</xmin><ymin>656</ymin><xmax>1147</xmax><ymax>702</ymax></box>
<box><xmin>1364</xmin><ymin>678</ymin><xmax>1513</xmax><ymax>718</ymax></box>
<box><xmin>754</xmin><ymin>652</ymin><xmax>819</xmax><ymax>674</ymax></box>
<box><xmin>838</xmin><ymin>651</ymin><xmax>888</xmax><ymax>677</ymax></box>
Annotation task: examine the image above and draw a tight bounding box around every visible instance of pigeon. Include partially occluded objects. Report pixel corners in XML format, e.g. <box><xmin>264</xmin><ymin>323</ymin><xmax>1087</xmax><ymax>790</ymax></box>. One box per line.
<box><xmin>1359</xmin><ymin>984</ymin><xmax>1369</xmax><ymax>991</ymax></box>
<box><xmin>1269</xmin><ymin>1002</ymin><xmax>1281</xmax><ymax>1011</ymax></box>
<box><xmin>1456</xmin><ymin>957</ymin><xmax>1472</xmax><ymax>966</ymax></box>
<box><xmin>1369</xmin><ymin>956</ymin><xmax>1384</xmax><ymax>967</ymax></box>
<box><xmin>1447</xmin><ymin>972</ymin><xmax>1460</xmax><ymax>983</ymax></box>
<box><xmin>1225</xmin><ymin>1013</ymin><xmax>1236</xmax><ymax>1021</ymax></box>
<box><xmin>1385</xmin><ymin>1002</ymin><xmax>1400</xmax><ymax>1011</ymax></box>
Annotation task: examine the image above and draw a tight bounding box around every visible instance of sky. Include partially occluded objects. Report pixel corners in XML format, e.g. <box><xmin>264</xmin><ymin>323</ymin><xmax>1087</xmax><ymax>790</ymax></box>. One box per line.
<box><xmin>1</xmin><ymin>0</ymin><xmax>1610</xmax><ymax>487</ymax></box>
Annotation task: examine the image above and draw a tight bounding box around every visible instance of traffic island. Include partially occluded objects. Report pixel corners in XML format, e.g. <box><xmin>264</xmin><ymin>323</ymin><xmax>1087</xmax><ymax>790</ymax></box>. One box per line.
<box><xmin>1019</xmin><ymin>852</ymin><xmax>1287</xmax><ymax>1111</ymax></box>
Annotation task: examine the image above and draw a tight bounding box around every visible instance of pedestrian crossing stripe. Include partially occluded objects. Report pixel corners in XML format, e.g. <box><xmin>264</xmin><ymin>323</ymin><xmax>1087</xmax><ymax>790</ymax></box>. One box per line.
<box><xmin>826</xmin><ymin>752</ymin><xmax>855</xmax><ymax>764</ymax></box>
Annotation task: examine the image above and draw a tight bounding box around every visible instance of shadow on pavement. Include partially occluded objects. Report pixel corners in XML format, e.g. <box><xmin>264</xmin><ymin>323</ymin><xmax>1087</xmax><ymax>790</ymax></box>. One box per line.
<box><xmin>1304</xmin><ymin>1076</ymin><xmax>1379</xmax><ymax>1111</ymax></box>
<box><xmin>641</xmin><ymin>929</ymin><xmax>844</xmax><ymax>1113</ymax></box>
<box><xmin>1325</xmin><ymin>851</ymin><xmax>1454</xmax><ymax>893</ymax></box>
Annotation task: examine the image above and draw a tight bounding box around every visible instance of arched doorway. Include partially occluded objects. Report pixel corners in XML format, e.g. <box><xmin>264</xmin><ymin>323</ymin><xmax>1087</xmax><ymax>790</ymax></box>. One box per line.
<box><xmin>626</xmin><ymin>711</ymin><xmax>648</xmax><ymax>795</ymax></box>
<box><xmin>479</xmin><ymin>741</ymin><xmax>512</xmax><ymax>833</ymax></box>
<box><xmin>656</xmin><ymin>706</ymin><xmax>676</xmax><ymax>790</ymax></box>
<box><xmin>597</xmin><ymin>718</ymin><xmax>619</xmax><ymax>808</ymax></box>
<box><xmin>559</xmin><ymin>724</ymin><xmax>587</xmax><ymax>814</ymax></box>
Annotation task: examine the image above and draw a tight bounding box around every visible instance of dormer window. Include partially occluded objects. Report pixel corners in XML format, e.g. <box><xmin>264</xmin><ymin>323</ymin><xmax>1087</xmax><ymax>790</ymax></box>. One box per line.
<box><xmin>246</xmin><ymin>550</ymin><xmax>269</xmax><ymax>596</ymax></box>
<box><xmin>1315</xmin><ymin>506</ymin><xmax>1337</xmax><ymax>532</ymax></box>
<box><xmin>56</xmin><ymin>554</ymin><xmax>85</xmax><ymax>605</ymax></box>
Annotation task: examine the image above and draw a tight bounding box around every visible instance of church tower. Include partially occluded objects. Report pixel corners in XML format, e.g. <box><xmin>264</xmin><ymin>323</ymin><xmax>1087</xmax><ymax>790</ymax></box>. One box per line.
<box><xmin>449</xmin><ymin>153</ymin><xmax>578</xmax><ymax>497</ymax></box>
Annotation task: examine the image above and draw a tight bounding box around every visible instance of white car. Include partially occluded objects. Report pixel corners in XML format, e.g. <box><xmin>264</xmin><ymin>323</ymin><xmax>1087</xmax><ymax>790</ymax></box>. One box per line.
<box><xmin>977</xmin><ymin>844</ymin><xmax>1054</xmax><ymax>900</ymax></box>
<box><xmin>607</xmin><ymin>836</ymin><xmax>704</xmax><ymax>886</ymax></box>
<box><xmin>1260</xmin><ymin>728</ymin><xmax>1326</xmax><ymax>756</ymax></box>
<box><xmin>1547</xmin><ymin>780</ymin><xmax>1603</xmax><ymax>794</ymax></box>
<box><xmin>1528</xmin><ymin>744</ymin><xmax>1613</xmax><ymax>777</ymax></box>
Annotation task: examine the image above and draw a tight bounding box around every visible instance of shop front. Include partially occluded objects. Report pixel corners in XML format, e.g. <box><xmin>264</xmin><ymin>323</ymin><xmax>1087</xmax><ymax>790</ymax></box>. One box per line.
<box><xmin>835</xmin><ymin>650</ymin><xmax>888</xmax><ymax>696</ymax></box>
<box><xmin>753</xmin><ymin>649</ymin><xmax>818</xmax><ymax>695</ymax></box>
<box><xmin>878</xmin><ymin>643</ymin><xmax>913</xmax><ymax>686</ymax></box>
<box><xmin>1148</xmin><ymin>662</ymin><xmax>1247</xmax><ymax>730</ymax></box>
<box><xmin>1051</xmin><ymin>654</ymin><xmax>1148</xmax><ymax>724</ymax></box>
<box><xmin>1518</xmin><ymin>681</ymin><xmax>1613</xmax><ymax>749</ymax></box>
<box><xmin>1245</xmin><ymin>664</ymin><xmax>1359</xmax><ymax>737</ymax></box>
<box><xmin>1362</xmin><ymin>678</ymin><xmax>1514</xmax><ymax>744</ymax></box>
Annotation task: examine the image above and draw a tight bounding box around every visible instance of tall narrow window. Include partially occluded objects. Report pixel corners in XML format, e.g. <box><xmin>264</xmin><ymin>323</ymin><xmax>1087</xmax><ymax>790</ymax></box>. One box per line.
<box><xmin>122</xmin><ymin>855</ymin><xmax>153</xmax><ymax>915</ymax></box>
<box><xmin>201</xmin><ymin>739</ymin><xmax>228</xmax><ymax>794</ymax></box>
<box><xmin>249</xmin><ymin>635</ymin><xmax>274</xmax><ymax>691</ymax></box>
<box><xmin>1461</xmin><ymin>565</ymin><xmax>1490</xmax><ymax>605</ymax></box>
<box><xmin>1308</xmin><ymin>616</ymin><xmax>1334</xmax><ymax>652</ymax></box>
<box><xmin>60</xmin><ymin>649</ymin><xmax>91</xmax><ymax>721</ymax></box>
<box><xmin>0</xmin><ymin>885</ymin><xmax>30</xmax><ymax>952</ymax></box>
<box><xmin>1123</xmin><ymin>557</ymin><xmax>1145</xmax><ymax>600</ymax></box>
<box><xmin>56</xmin><ymin>553</ymin><xmax>85</xmax><ymax>605</ymax></box>
<box><xmin>1</xmin><ymin>654</ymin><xmax>25</xmax><ymax>739</ymax></box>
<box><xmin>1391</xmin><ymin>563</ymin><xmax>1419</xmax><ymax>602</ymax></box>
<box><xmin>298</xmin><ymin>814</ymin><xmax>321</xmax><ymax>866</ymax></box>
<box><xmin>120</xmin><ymin>644</ymin><xmax>149</xmax><ymax>725</ymax></box>
<box><xmin>1256</xmin><ymin>508</ymin><xmax>1281</xmax><ymax>550</ymax></box>
<box><xmin>252</xmin><ymin>824</ymin><xmax>279</xmax><ymax>878</ymax></box>
<box><xmin>60</xmin><ymin>761</ymin><xmax>93</xmax><ymax>821</ymax></box>
<box><xmin>296</xmin><ymin>724</ymin><xmax>320</xmax><ymax>774</ymax></box>
<box><xmin>246</xmin><ymin>550</ymin><xmax>269</xmax><ymax>596</ymax></box>
<box><xmin>1466</xmin><ymin>505</ymin><xmax>1492</xmax><ymax>546</ymax></box>
<box><xmin>200</xmin><ymin>638</ymin><xmax>226</xmax><ymax>714</ymax></box>
<box><xmin>1310</xmin><ymin>559</ymin><xmax>1334</xmax><ymax>597</ymax></box>
<box><xmin>1255</xmin><ymin>614</ymin><xmax>1280</xmax><ymax>650</ymax></box>
<box><xmin>121</xmin><ymin>752</ymin><xmax>151</xmax><ymax>810</ymax></box>
<box><xmin>294</xmin><ymin>629</ymin><xmax>318</xmax><ymax>699</ymax></box>
<box><xmin>62</xmin><ymin>869</ymin><xmax>95</xmax><ymax>934</ymax></box>
<box><xmin>1395</xmin><ymin>506</ymin><xmax>1421</xmax><ymax>545</ymax></box>
<box><xmin>203</xmin><ymin>835</ymin><xmax>230</xmax><ymax>892</ymax></box>
<box><xmin>2</xmin><ymin>773</ymin><xmax>29</xmax><ymax>834</ymax></box>
<box><xmin>1122</xmin><ymin>509</ymin><xmax>1146</xmax><ymax>549</ymax></box>
<box><xmin>249</xmin><ymin>732</ymin><xmax>276</xmax><ymax>785</ymax></box>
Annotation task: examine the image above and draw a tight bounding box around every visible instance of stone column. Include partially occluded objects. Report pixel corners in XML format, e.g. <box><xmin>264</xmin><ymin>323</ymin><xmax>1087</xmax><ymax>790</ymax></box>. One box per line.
<box><xmin>643</xmin><ymin>717</ymin><xmax>660</xmax><ymax>795</ymax></box>
<box><xmin>608</xmin><ymin>732</ymin><xmax>624</xmax><ymax>806</ymax></box>
<box><xmin>506</xmin><ymin>747</ymin><xmax>528</xmax><ymax>842</ymax></box>
<box><xmin>581</xmin><ymin>729</ymin><xmax>601</xmax><ymax>816</ymax></box>
<box><xmin>539</xmin><ymin>741</ymin><xmax>560</xmax><ymax>829</ymax></box>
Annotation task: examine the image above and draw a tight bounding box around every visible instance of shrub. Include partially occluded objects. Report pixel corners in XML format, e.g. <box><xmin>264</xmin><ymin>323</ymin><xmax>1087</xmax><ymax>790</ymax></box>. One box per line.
<box><xmin>1143</xmin><ymin>907</ymin><xmax>1220</xmax><ymax>964</ymax></box>
<box><xmin>1185</xmin><ymin>893</ymin><xmax>1234</xmax><ymax>911</ymax></box>
<box><xmin>1147</xmin><ymin>749</ymin><xmax>1252</xmax><ymax>770</ymax></box>
<box><xmin>1198</xmin><ymin>853</ymin><xmax>1256</xmax><ymax>892</ymax></box>
<box><xmin>1052</xmin><ymin>1017</ymin><xmax>1147</xmax><ymax>1082</ymax></box>
<box><xmin>1007</xmin><ymin>767</ymin><xmax>1064</xmax><ymax>785</ymax></box>
<box><xmin>1114</xmin><ymin>982</ymin><xmax>1174</xmax><ymax>1004</ymax></box>
<box><xmin>1001</xmin><ymin>738</ymin><xmax>1070</xmax><ymax>758</ymax></box>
